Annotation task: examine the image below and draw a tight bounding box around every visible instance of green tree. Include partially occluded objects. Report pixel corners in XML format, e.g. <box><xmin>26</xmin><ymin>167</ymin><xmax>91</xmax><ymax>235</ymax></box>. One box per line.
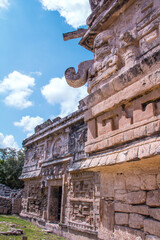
<box><xmin>0</xmin><ymin>148</ymin><xmax>25</xmax><ymax>189</ymax></box>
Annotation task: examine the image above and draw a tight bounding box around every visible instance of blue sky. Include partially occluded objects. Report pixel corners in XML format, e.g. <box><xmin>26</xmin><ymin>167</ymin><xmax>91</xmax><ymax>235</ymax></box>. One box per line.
<box><xmin>0</xmin><ymin>0</ymin><xmax>93</xmax><ymax>149</ymax></box>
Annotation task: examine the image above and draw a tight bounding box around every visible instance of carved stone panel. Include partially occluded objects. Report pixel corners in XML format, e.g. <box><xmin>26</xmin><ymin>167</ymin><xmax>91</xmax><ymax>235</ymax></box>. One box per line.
<box><xmin>69</xmin><ymin>122</ymin><xmax>87</xmax><ymax>161</ymax></box>
<box><xmin>86</xmin><ymin>86</ymin><xmax>160</xmax><ymax>153</ymax></box>
<box><xmin>21</xmin><ymin>181</ymin><xmax>48</xmax><ymax>218</ymax></box>
<box><xmin>41</xmin><ymin>162</ymin><xmax>67</xmax><ymax>180</ymax></box>
<box><xmin>24</xmin><ymin>143</ymin><xmax>45</xmax><ymax>166</ymax></box>
<box><xmin>52</xmin><ymin>138</ymin><xmax>63</xmax><ymax>157</ymax></box>
<box><xmin>68</xmin><ymin>172</ymin><xmax>100</xmax><ymax>231</ymax></box>
<box><xmin>137</xmin><ymin>0</ymin><xmax>160</xmax><ymax>55</ymax></box>
<box><xmin>69</xmin><ymin>201</ymin><xmax>94</xmax><ymax>230</ymax></box>
<box><xmin>88</xmin><ymin>30</ymin><xmax>122</xmax><ymax>93</ymax></box>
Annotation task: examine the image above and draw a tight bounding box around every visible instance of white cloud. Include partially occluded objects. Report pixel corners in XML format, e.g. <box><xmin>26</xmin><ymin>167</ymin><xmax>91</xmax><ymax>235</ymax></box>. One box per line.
<box><xmin>14</xmin><ymin>116</ymin><xmax>44</xmax><ymax>137</ymax></box>
<box><xmin>39</xmin><ymin>0</ymin><xmax>91</xmax><ymax>28</ymax></box>
<box><xmin>0</xmin><ymin>0</ymin><xmax>9</xmax><ymax>9</ymax></box>
<box><xmin>0</xmin><ymin>133</ymin><xmax>19</xmax><ymax>149</ymax></box>
<box><xmin>41</xmin><ymin>76</ymin><xmax>87</xmax><ymax>117</ymax></box>
<box><xmin>0</xmin><ymin>71</ymin><xmax>35</xmax><ymax>109</ymax></box>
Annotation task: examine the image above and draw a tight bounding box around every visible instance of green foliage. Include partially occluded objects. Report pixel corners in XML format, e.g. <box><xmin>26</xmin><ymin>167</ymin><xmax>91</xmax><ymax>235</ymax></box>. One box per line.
<box><xmin>0</xmin><ymin>148</ymin><xmax>25</xmax><ymax>189</ymax></box>
<box><xmin>0</xmin><ymin>215</ymin><xmax>66</xmax><ymax>240</ymax></box>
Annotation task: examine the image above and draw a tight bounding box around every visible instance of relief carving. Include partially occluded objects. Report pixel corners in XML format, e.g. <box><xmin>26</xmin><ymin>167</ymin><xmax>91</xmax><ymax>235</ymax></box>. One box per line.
<box><xmin>86</xmin><ymin>87</ymin><xmax>160</xmax><ymax>153</ymax></box>
<box><xmin>65</xmin><ymin>60</ymin><xmax>94</xmax><ymax>88</ymax></box>
<box><xmin>52</xmin><ymin>138</ymin><xmax>63</xmax><ymax>157</ymax></box>
<box><xmin>24</xmin><ymin>182</ymin><xmax>48</xmax><ymax>217</ymax></box>
<box><xmin>88</xmin><ymin>30</ymin><xmax>122</xmax><ymax>91</ymax></box>
<box><xmin>25</xmin><ymin>145</ymin><xmax>45</xmax><ymax>166</ymax></box>
<box><xmin>68</xmin><ymin>172</ymin><xmax>100</xmax><ymax>231</ymax></box>
<box><xmin>70</xmin><ymin>202</ymin><xmax>94</xmax><ymax>229</ymax></box>
<box><xmin>35</xmin><ymin>145</ymin><xmax>45</xmax><ymax>162</ymax></box>
<box><xmin>44</xmin><ymin>133</ymin><xmax>68</xmax><ymax>161</ymax></box>
<box><xmin>25</xmin><ymin>148</ymin><xmax>35</xmax><ymax>165</ymax></box>
<box><xmin>69</xmin><ymin>123</ymin><xmax>87</xmax><ymax>161</ymax></box>
<box><xmin>119</xmin><ymin>29</ymin><xmax>139</xmax><ymax>66</ymax></box>
<box><xmin>45</xmin><ymin>138</ymin><xmax>52</xmax><ymax>159</ymax></box>
<box><xmin>136</xmin><ymin>0</ymin><xmax>160</xmax><ymax>54</ymax></box>
<box><xmin>41</xmin><ymin>163</ymin><xmax>67</xmax><ymax>180</ymax></box>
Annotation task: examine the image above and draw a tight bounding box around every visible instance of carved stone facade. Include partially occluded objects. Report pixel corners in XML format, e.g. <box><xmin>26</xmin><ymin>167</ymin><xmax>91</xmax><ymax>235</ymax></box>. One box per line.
<box><xmin>20</xmin><ymin>107</ymin><xmax>100</xmax><ymax>240</ymax></box>
<box><xmin>63</xmin><ymin>0</ymin><xmax>160</xmax><ymax>239</ymax></box>
<box><xmin>68</xmin><ymin>171</ymin><xmax>100</xmax><ymax>232</ymax></box>
<box><xmin>21</xmin><ymin>0</ymin><xmax>160</xmax><ymax>239</ymax></box>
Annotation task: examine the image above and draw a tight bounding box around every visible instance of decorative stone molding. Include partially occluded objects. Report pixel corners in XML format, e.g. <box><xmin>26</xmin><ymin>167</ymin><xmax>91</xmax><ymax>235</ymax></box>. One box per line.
<box><xmin>65</xmin><ymin>60</ymin><xmax>94</xmax><ymax>88</ymax></box>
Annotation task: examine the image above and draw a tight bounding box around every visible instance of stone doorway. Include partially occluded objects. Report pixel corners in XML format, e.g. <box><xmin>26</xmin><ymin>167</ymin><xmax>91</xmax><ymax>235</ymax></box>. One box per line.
<box><xmin>57</xmin><ymin>186</ymin><xmax>62</xmax><ymax>222</ymax></box>
<box><xmin>48</xmin><ymin>186</ymin><xmax>62</xmax><ymax>223</ymax></box>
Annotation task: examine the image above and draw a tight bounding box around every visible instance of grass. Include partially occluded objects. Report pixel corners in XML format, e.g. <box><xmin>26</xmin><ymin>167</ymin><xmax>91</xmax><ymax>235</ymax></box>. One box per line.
<box><xmin>0</xmin><ymin>215</ymin><xmax>66</xmax><ymax>240</ymax></box>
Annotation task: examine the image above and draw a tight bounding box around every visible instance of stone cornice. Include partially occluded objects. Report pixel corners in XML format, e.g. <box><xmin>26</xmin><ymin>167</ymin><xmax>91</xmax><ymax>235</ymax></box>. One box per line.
<box><xmin>79</xmin><ymin>0</ymin><xmax>136</xmax><ymax>51</ymax></box>
<box><xmin>23</xmin><ymin>106</ymin><xmax>86</xmax><ymax>147</ymax></box>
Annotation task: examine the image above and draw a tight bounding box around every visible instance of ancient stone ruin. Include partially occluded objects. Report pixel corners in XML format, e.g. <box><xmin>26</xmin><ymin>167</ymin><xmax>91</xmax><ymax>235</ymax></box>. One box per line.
<box><xmin>20</xmin><ymin>0</ymin><xmax>160</xmax><ymax>239</ymax></box>
<box><xmin>0</xmin><ymin>184</ymin><xmax>22</xmax><ymax>215</ymax></box>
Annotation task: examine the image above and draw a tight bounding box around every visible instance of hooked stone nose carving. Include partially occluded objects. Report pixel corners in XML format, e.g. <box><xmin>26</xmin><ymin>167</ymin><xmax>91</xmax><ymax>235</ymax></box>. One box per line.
<box><xmin>65</xmin><ymin>60</ymin><xmax>94</xmax><ymax>88</ymax></box>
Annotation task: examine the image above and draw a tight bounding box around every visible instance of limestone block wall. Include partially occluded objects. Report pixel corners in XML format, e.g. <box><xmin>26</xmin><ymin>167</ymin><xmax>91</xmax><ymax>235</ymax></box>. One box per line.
<box><xmin>99</xmin><ymin>157</ymin><xmax>160</xmax><ymax>240</ymax></box>
<box><xmin>0</xmin><ymin>196</ymin><xmax>12</xmax><ymax>214</ymax></box>
<box><xmin>0</xmin><ymin>184</ymin><xmax>22</xmax><ymax>215</ymax></box>
<box><xmin>12</xmin><ymin>198</ymin><xmax>22</xmax><ymax>214</ymax></box>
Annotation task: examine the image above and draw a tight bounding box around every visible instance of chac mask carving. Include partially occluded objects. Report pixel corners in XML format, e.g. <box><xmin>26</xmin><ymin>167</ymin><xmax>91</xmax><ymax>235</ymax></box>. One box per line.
<box><xmin>65</xmin><ymin>0</ymin><xmax>160</xmax><ymax>94</ymax></box>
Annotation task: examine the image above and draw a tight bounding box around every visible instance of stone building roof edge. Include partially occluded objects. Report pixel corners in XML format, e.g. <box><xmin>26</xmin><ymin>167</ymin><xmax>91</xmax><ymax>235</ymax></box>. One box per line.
<box><xmin>23</xmin><ymin>106</ymin><xmax>87</xmax><ymax>147</ymax></box>
<box><xmin>19</xmin><ymin>169</ymin><xmax>41</xmax><ymax>180</ymax></box>
<box><xmin>71</xmin><ymin>135</ymin><xmax>160</xmax><ymax>171</ymax></box>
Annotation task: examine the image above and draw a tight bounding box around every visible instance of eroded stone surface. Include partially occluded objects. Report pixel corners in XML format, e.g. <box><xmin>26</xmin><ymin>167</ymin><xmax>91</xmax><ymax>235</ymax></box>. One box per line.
<box><xmin>129</xmin><ymin>213</ymin><xmax>145</xmax><ymax>229</ymax></box>
<box><xmin>146</xmin><ymin>190</ymin><xmax>160</xmax><ymax>207</ymax></box>
<box><xmin>144</xmin><ymin>219</ymin><xmax>160</xmax><ymax>238</ymax></box>
<box><xmin>115</xmin><ymin>213</ymin><xmax>129</xmax><ymax>226</ymax></box>
<box><xmin>0</xmin><ymin>184</ymin><xmax>22</xmax><ymax>215</ymax></box>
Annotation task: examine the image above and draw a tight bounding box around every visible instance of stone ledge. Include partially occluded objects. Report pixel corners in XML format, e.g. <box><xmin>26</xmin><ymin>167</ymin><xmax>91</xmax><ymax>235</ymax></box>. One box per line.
<box><xmin>85</xmin><ymin>116</ymin><xmax>160</xmax><ymax>153</ymax></box>
<box><xmin>85</xmin><ymin>56</ymin><xmax>160</xmax><ymax>121</ymax></box>
<box><xmin>71</xmin><ymin>135</ymin><xmax>160</xmax><ymax>170</ymax></box>
<box><xmin>20</xmin><ymin>170</ymin><xmax>41</xmax><ymax>180</ymax></box>
<box><xmin>114</xmin><ymin>203</ymin><xmax>149</xmax><ymax>215</ymax></box>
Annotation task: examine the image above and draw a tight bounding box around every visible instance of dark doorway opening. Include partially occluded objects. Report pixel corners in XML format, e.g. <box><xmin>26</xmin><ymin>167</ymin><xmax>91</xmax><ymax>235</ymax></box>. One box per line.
<box><xmin>49</xmin><ymin>186</ymin><xmax>62</xmax><ymax>223</ymax></box>
<box><xmin>58</xmin><ymin>186</ymin><xmax>62</xmax><ymax>222</ymax></box>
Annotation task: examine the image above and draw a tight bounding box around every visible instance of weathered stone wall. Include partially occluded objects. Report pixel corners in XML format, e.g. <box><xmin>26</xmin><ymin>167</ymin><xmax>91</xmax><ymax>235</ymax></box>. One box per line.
<box><xmin>0</xmin><ymin>184</ymin><xmax>22</xmax><ymax>214</ymax></box>
<box><xmin>12</xmin><ymin>198</ymin><xmax>22</xmax><ymax>214</ymax></box>
<box><xmin>0</xmin><ymin>184</ymin><xmax>22</xmax><ymax>198</ymax></box>
<box><xmin>21</xmin><ymin>180</ymin><xmax>47</xmax><ymax>219</ymax></box>
<box><xmin>20</xmin><ymin>107</ymin><xmax>101</xmax><ymax>239</ymax></box>
<box><xmin>0</xmin><ymin>196</ymin><xmax>12</xmax><ymax>214</ymax></box>
<box><xmin>98</xmin><ymin>157</ymin><xmax>160</xmax><ymax>239</ymax></box>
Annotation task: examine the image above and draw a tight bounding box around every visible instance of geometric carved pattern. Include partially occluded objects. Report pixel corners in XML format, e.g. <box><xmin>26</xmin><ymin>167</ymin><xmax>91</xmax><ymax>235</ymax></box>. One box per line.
<box><xmin>68</xmin><ymin>172</ymin><xmax>100</xmax><ymax>231</ymax></box>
